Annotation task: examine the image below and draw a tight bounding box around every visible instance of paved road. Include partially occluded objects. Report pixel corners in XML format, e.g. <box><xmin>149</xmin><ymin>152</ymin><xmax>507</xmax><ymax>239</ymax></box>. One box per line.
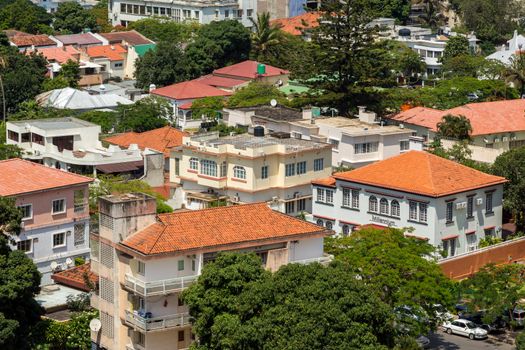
<box><xmin>429</xmin><ymin>331</ymin><xmax>514</xmax><ymax>350</ymax></box>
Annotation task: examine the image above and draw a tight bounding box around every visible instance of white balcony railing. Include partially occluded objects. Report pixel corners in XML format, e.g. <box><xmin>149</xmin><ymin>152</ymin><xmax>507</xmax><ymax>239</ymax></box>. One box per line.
<box><xmin>124</xmin><ymin>274</ymin><xmax>198</xmax><ymax>296</ymax></box>
<box><xmin>126</xmin><ymin>343</ymin><xmax>145</xmax><ymax>350</ymax></box>
<box><xmin>292</xmin><ymin>255</ymin><xmax>333</xmax><ymax>265</ymax></box>
<box><xmin>125</xmin><ymin>310</ymin><xmax>192</xmax><ymax>332</ymax></box>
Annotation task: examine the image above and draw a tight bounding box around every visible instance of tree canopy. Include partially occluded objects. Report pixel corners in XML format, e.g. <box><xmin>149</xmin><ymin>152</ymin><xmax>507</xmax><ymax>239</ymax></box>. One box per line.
<box><xmin>129</xmin><ymin>18</ymin><xmax>197</xmax><ymax>43</ymax></box>
<box><xmin>436</xmin><ymin>114</ymin><xmax>472</xmax><ymax>140</ymax></box>
<box><xmin>249</xmin><ymin>12</ymin><xmax>282</xmax><ymax>62</ymax></box>
<box><xmin>53</xmin><ymin>2</ymin><xmax>97</xmax><ymax>34</ymax></box>
<box><xmin>226</xmin><ymin>82</ymin><xmax>287</xmax><ymax>108</ymax></box>
<box><xmin>0</xmin><ymin>0</ymin><xmax>52</xmax><ymax>34</ymax></box>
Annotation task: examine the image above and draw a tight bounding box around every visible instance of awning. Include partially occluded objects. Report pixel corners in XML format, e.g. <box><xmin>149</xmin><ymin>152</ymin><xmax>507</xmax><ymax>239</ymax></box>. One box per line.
<box><xmin>340</xmin><ymin>220</ymin><xmax>360</xmax><ymax>226</ymax></box>
<box><xmin>484</xmin><ymin>226</ymin><xmax>496</xmax><ymax>230</ymax></box>
<box><xmin>314</xmin><ymin>215</ymin><xmax>336</xmax><ymax>221</ymax></box>
<box><xmin>465</xmin><ymin>230</ymin><xmax>476</xmax><ymax>235</ymax></box>
<box><xmin>96</xmin><ymin>160</ymin><xmax>144</xmax><ymax>174</ymax></box>
<box><xmin>357</xmin><ymin>223</ymin><xmax>389</xmax><ymax>231</ymax></box>
<box><xmin>404</xmin><ymin>234</ymin><xmax>429</xmax><ymax>241</ymax></box>
<box><xmin>442</xmin><ymin>234</ymin><xmax>459</xmax><ymax>241</ymax></box>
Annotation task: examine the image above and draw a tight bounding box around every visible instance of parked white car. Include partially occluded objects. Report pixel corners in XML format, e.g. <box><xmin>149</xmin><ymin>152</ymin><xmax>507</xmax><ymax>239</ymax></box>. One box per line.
<box><xmin>443</xmin><ymin>319</ymin><xmax>488</xmax><ymax>340</ymax></box>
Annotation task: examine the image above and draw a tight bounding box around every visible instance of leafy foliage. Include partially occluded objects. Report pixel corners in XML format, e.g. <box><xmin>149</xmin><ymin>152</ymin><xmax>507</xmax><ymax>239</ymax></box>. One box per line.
<box><xmin>368</xmin><ymin>0</ymin><xmax>411</xmax><ymax>23</ymax></box>
<box><xmin>57</xmin><ymin>59</ymin><xmax>81</xmax><ymax>88</ymax></box>
<box><xmin>53</xmin><ymin>2</ymin><xmax>97</xmax><ymax>34</ymax></box>
<box><xmin>249</xmin><ymin>12</ymin><xmax>282</xmax><ymax>62</ymax></box>
<box><xmin>0</xmin><ymin>0</ymin><xmax>52</xmax><ymax>34</ymax></box>
<box><xmin>442</xmin><ymin>36</ymin><xmax>470</xmax><ymax>63</ymax></box>
<box><xmin>191</xmin><ymin>96</ymin><xmax>225</xmax><ymax>119</ymax></box>
<box><xmin>517</xmin><ymin>331</ymin><xmax>525</xmax><ymax>350</ymax></box>
<box><xmin>227</xmin><ymin>82</ymin><xmax>287</xmax><ymax>108</ymax></box>
<box><xmin>436</xmin><ymin>114</ymin><xmax>472</xmax><ymax>140</ymax></box>
<box><xmin>90</xmin><ymin>0</ymin><xmax>112</xmax><ymax>32</ymax></box>
<box><xmin>505</xmin><ymin>53</ymin><xmax>525</xmax><ymax>97</ymax></box>
<box><xmin>129</xmin><ymin>17</ymin><xmax>198</xmax><ymax>43</ymax></box>
<box><xmin>114</xmin><ymin>96</ymin><xmax>169</xmax><ymax>133</ymax></box>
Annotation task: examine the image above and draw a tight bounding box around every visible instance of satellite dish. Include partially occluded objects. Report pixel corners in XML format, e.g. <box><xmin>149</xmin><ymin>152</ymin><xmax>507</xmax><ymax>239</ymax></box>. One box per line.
<box><xmin>270</xmin><ymin>99</ymin><xmax>277</xmax><ymax>107</ymax></box>
<box><xmin>89</xmin><ymin>319</ymin><xmax>102</xmax><ymax>332</ymax></box>
<box><xmin>65</xmin><ymin>258</ymin><xmax>73</xmax><ymax>266</ymax></box>
<box><xmin>50</xmin><ymin>261</ymin><xmax>58</xmax><ymax>270</ymax></box>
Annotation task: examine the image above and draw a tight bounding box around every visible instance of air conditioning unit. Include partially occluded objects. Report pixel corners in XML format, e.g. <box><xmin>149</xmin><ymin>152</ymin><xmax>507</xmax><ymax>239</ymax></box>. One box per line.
<box><xmin>476</xmin><ymin>198</ymin><xmax>483</xmax><ymax>206</ymax></box>
<box><xmin>456</xmin><ymin>202</ymin><xmax>467</xmax><ymax>210</ymax></box>
<box><xmin>231</xmin><ymin>195</ymin><xmax>240</xmax><ymax>203</ymax></box>
<box><xmin>503</xmin><ymin>136</ymin><xmax>509</xmax><ymax>142</ymax></box>
<box><xmin>20</xmin><ymin>222</ymin><xmax>25</xmax><ymax>229</ymax></box>
<box><xmin>494</xmin><ymin>137</ymin><xmax>500</xmax><ymax>143</ymax></box>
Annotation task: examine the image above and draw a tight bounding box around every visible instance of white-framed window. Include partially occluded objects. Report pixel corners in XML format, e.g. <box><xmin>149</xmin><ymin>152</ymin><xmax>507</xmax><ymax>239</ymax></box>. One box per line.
<box><xmin>220</xmin><ymin>161</ymin><xmax>227</xmax><ymax>177</ymax></box>
<box><xmin>355</xmin><ymin>142</ymin><xmax>379</xmax><ymax>154</ymax></box>
<box><xmin>297</xmin><ymin>161</ymin><xmax>307</xmax><ymax>175</ymax></box>
<box><xmin>326</xmin><ymin>190</ymin><xmax>334</xmax><ymax>204</ymax></box>
<box><xmin>419</xmin><ymin>203</ymin><xmax>428</xmax><ymax>223</ymax></box>
<box><xmin>351</xmin><ymin>189</ymin><xmax>359</xmax><ymax>209</ymax></box>
<box><xmin>261</xmin><ymin>165</ymin><xmax>268</xmax><ymax>179</ymax></box>
<box><xmin>19</xmin><ymin>204</ymin><xmax>32</xmax><ymax>220</ymax></box>
<box><xmin>52</xmin><ymin>199</ymin><xmax>66</xmax><ymax>214</ymax></box>
<box><xmin>285</xmin><ymin>163</ymin><xmax>295</xmax><ymax>177</ymax></box>
<box><xmin>233</xmin><ymin>166</ymin><xmax>246</xmax><ymax>179</ymax></box>
<box><xmin>466</xmin><ymin>234</ymin><xmax>477</xmax><ymax>251</ymax></box>
<box><xmin>74</xmin><ymin>189</ymin><xmax>86</xmax><ymax>213</ymax></box>
<box><xmin>446</xmin><ymin>201</ymin><xmax>454</xmax><ymax>223</ymax></box>
<box><xmin>138</xmin><ymin>261</ymin><xmax>145</xmax><ymax>275</ymax></box>
<box><xmin>379</xmin><ymin>198</ymin><xmax>389</xmax><ymax>214</ymax></box>
<box><xmin>285</xmin><ymin>201</ymin><xmax>295</xmax><ymax>214</ymax></box>
<box><xmin>53</xmin><ymin>232</ymin><xmax>66</xmax><ymax>248</ymax></box>
<box><xmin>224</xmin><ymin>9</ymin><xmax>229</xmax><ymax>17</ymax></box>
<box><xmin>369</xmin><ymin>196</ymin><xmax>378</xmax><ymax>212</ymax></box>
<box><xmin>316</xmin><ymin>188</ymin><xmax>325</xmax><ymax>202</ymax></box>
<box><xmin>189</xmin><ymin>157</ymin><xmax>198</xmax><ymax>170</ymax></box>
<box><xmin>314</xmin><ymin>158</ymin><xmax>324</xmax><ymax>171</ymax></box>
<box><xmin>17</xmin><ymin>239</ymin><xmax>32</xmax><ymax>253</ymax></box>
<box><xmin>342</xmin><ymin>225</ymin><xmax>350</xmax><ymax>236</ymax></box>
<box><xmin>329</xmin><ymin>138</ymin><xmax>339</xmax><ymax>150</ymax></box>
<box><xmin>200</xmin><ymin>160</ymin><xmax>217</xmax><ymax>177</ymax></box>
<box><xmin>409</xmin><ymin>201</ymin><xmax>418</xmax><ymax>221</ymax></box>
<box><xmin>486</xmin><ymin>192</ymin><xmax>493</xmax><ymax>213</ymax></box>
<box><xmin>74</xmin><ymin>223</ymin><xmax>85</xmax><ymax>246</ymax></box>
<box><xmin>297</xmin><ymin>198</ymin><xmax>306</xmax><ymax>212</ymax></box>
<box><xmin>342</xmin><ymin>188</ymin><xmax>351</xmax><ymax>207</ymax></box>
<box><xmin>247</xmin><ymin>8</ymin><xmax>253</xmax><ymax>17</ymax></box>
<box><xmin>400</xmin><ymin>140</ymin><xmax>410</xmax><ymax>151</ymax></box>
<box><xmin>192</xmin><ymin>259</ymin><xmax>196</xmax><ymax>271</ymax></box>
<box><xmin>178</xmin><ymin>260</ymin><xmax>185</xmax><ymax>271</ymax></box>
<box><xmin>391</xmin><ymin>200</ymin><xmax>400</xmax><ymax>217</ymax></box>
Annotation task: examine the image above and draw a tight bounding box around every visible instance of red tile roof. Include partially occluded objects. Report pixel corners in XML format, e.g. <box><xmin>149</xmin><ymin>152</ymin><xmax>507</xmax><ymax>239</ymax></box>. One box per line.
<box><xmin>151</xmin><ymin>80</ymin><xmax>232</xmax><ymax>100</ymax></box>
<box><xmin>312</xmin><ymin>177</ymin><xmax>336</xmax><ymax>188</ymax></box>
<box><xmin>99</xmin><ymin>30</ymin><xmax>154</xmax><ymax>46</ymax></box>
<box><xmin>86</xmin><ymin>44</ymin><xmax>127</xmax><ymax>61</ymax></box>
<box><xmin>104</xmin><ymin>126</ymin><xmax>188</xmax><ymax>158</ymax></box>
<box><xmin>213</xmin><ymin>60</ymin><xmax>289</xmax><ymax>80</ymax></box>
<box><xmin>121</xmin><ymin>203</ymin><xmax>331</xmax><ymax>255</ymax></box>
<box><xmin>390</xmin><ymin>99</ymin><xmax>525</xmax><ymax>136</ymax></box>
<box><xmin>28</xmin><ymin>46</ymin><xmax>80</xmax><ymax>64</ymax></box>
<box><xmin>51</xmin><ymin>263</ymin><xmax>98</xmax><ymax>292</ymax></box>
<box><xmin>271</xmin><ymin>12</ymin><xmax>321</xmax><ymax>36</ymax></box>
<box><xmin>330</xmin><ymin>151</ymin><xmax>507</xmax><ymax>197</ymax></box>
<box><xmin>0</xmin><ymin>159</ymin><xmax>93</xmax><ymax>196</ymax></box>
<box><xmin>54</xmin><ymin>33</ymin><xmax>102</xmax><ymax>46</ymax></box>
<box><xmin>194</xmin><ymin>74</ymin><xmax>246</xmax><ymax>89</ymax></box>
<box><xmin>10</xmin><ymin>34</ymin><xmax>56</xmax><ymax>47</ymax></box>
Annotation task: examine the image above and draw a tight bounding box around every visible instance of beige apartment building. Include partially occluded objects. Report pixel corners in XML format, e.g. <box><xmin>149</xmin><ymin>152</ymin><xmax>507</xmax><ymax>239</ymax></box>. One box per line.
<box><xmin>90</xmin><ymin>193</ymin><xmax>331</xmax><ymax>350</ymax></box>
<box><xmin>169</xmin><ymin>129</ymin><xmax>332</xmax><ymax>214</ymax></box>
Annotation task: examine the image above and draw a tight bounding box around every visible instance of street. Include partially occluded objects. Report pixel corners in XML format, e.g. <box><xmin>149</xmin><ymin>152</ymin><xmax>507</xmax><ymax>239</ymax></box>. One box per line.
<box><xmin>429</xmin><ymin>331</ymin><xmax>514</xmax><ymax>350</ymax></box>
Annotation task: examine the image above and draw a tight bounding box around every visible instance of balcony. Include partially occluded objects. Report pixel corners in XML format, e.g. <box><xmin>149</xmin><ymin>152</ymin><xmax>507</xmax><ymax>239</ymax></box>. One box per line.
<box><xmin>124</xmin><ymin>274</ymin><xmax>198</xmax><ymax>297</ymax></box>
<box><xmin>126</xmin><ymin>344</ymin><xmax>145</xmax><ymax>350</ymax></box>
<box><xmin>292</xmin><ymin>255</ymin><xmax>333</xmax><ymax>266</ymax></box>
<box><xmin>125</xmin><ymin>310</ymin><xmax>192</xmax><ymax>332</ymax></box>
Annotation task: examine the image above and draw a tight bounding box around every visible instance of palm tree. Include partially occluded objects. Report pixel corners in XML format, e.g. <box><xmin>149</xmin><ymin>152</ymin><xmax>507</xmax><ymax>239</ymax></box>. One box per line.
<box><xmin>415</xmin><ymin>0</ymin><xmax>447</xmax><ymax>30</ymax></box>
<box><xmin>249</xmin><ymin>12</ymin><xmax>282</xmax><ymax>61</ymax></box>
<box><xmin>437</xmin><ymin>114</ymin><xmax>472</xmax><ymax>141</ymax></box>
<box><xmin>505</xmin><ymin>51</ymin><xmax>525</xmax><ymax>98</ymax></box>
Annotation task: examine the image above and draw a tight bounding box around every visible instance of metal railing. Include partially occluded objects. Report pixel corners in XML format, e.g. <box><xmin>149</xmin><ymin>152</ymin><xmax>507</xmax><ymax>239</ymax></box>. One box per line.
<box><xmin>292</xmin><ymin>255</ymin><xmax>333</xmax><ymax>265</ymax></box>
<box><xmin>124</xmin><ymin>274</ymin><xmax>199</xmax><ymax>296</ymax></box>
<box><xmin>438</xmin><ymin>236</ymin><xmax>525</xmax><ymax>263</ymax></box>
<box><xmin>125</xmin><ymin>310</ymin><xmax>192</xmax><ymax>332</ymax></box>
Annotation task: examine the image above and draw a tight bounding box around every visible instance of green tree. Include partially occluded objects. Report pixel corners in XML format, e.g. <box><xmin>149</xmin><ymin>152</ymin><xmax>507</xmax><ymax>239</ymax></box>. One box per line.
<box><xmin>387</xmin><ymin>41</ymin><xmax>425</xmax><ymax>84</ymax></box>
<box><xmin>134</xmin><ymin>41</ymin><xmax>190</xmax><ymax>88</ymax></box>
<box><xmin>0</xmin><ymin>197</ymin><xmax>42</xmax><ymax>349</ymax></box>
<box><xmin>442</xmin><ymin>36</ymin><xmax>470</xmax><ymax>63</ymax></box>
<box><xmin>0</xmin><ymin>0</ymin><xmax>52</xmax><ymax>34</ymax></box>
<box><xmin>90</xmin><ymin>0</ymin><xmax>112</xmax><ymax>32</ymax></box>
<box><xmin>436</xmin><ymin>114</ymin><xmax>472</xmax><ymax>140</ymax></box>
<box><xmin>129</xmin><ymin>18</ymin><xmax>197</xmax><ymax>43</ymax></box>
<box><xmin>226</xmin><ymin>82</ymin><xmax>287</xmax><ymax>108</ymax></box>
<box><xmin>0</xmin><ymin>144</ymin><xmax>21</xmax><ymax>160</ymax></box>
<box><xmin>77</xmin><ymin>110</ymin><xmax>117</xmax><ymax>134</ymax></box>
<box><xmin>191</xmin><ymin>96</ymin><xmax>225</xmax><ymax>119</ymax></box>
<box><xmin>53</xmin><ymin>2</ymin><xmax>97</xmax><ymax>34</ymax></box>
<box><xmin>368</xmin><ymin>0</ymin><xmax>411</xmax><ymax>23</ymax></box>
<box><xmin>517</xmin><ymin>331</ymin><xmax>525</xmax><ymax>350</ymax></box>
<box><xmin>414</xmin><ymin>0</ymin><xmax>447</xmax><ymax>29</ymax></box>
<box><xmin>115</xmin><ymin>96</ymin><xmax>169</xmax><ymax>133</ymax></box>
<box><xmin>249</xmin><ymin>12</ymin><xmax>282</xmax><ymax>62</ymax></box>
<box><xmin>492</xmin><ymin>147</ymin><xmax>525</xmax><ymax>231</ymax></box>
<box><xmin>57</xmin><ymin>59</ymin><xmax>80</xmax><ymax>88</ymax></box>
<box><xmin>505</xmin><ymin>53</ymin><xmax>525</xmax><ymax>98</ymax></box>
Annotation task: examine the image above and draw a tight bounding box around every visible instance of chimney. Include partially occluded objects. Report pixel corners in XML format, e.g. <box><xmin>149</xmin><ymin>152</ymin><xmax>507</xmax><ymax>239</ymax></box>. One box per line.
<box><xmin>357</xmin><ymin>106</ymin><xmax>377</xmax><ymax>124</ymax></box>
<box><xmin>98</xmin><ymin>193</ymin><xmax>157</xmax><ymax>243</ymax></box>
<box><xmin>302</xmin><ymin>108</ymin><xmax>312</xmax><ymax>120</ymax></box>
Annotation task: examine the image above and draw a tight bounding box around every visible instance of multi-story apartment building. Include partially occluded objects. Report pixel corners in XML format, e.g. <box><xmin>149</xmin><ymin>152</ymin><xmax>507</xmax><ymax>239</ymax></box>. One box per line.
<box><xmin>90</xmin><ymin>193</ymin><xmax>331</xmax><ymax>350</ymax></box>
<box><xmin>311</xmin><ymin>151</ymin><xmax>506</xmax><ymax>257</ymax></box>
<box><xmin>170</xmin><ymin>129</ymin><xmax>332</xmax><ymax>214</ymax></box>
<box><xmin>0</xmin><ymin>159</ymin><xmax>93</xmax><ymax>285</ymax></box>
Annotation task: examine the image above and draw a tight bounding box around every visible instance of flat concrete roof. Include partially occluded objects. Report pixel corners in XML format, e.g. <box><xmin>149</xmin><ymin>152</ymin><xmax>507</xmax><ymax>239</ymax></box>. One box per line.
<box><xmin>9</xmin><ymin>117</ymin><xmax>96</xmax><ymax>130</ymax></box>
<box><xmin>206</xmin><ymin>133</ymin><xmax>329</xmax><ymax>152</ymax></box>
<box><xmin>294</xmin><ymin>117</ymin><xmax>413</xmax><ymax>136</ymax></box>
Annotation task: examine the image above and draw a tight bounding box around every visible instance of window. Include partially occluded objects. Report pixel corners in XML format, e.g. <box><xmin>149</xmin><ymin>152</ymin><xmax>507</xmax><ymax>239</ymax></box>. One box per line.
<box><xmin>53</xmin><ymin>232</ymin><xmax>65</xmax><ymax>248</ymax></box>
<box><xmin>467</xmin><ymin>196</ymin><xmax>474</xmax><ymax>218</ymax></box>
<box><xmin>484</xmin><ymin>227</ymin><xmax>495</xmax><ymax>237</ymax></box>
<box><xmin>419</xmin><ymin>203</ymin><xmax>428</xmax><ymax>223</ymax></box>
<box><xmin>466</xmin><ymin>234</ymin><xmax>477</xmax><ymax>251</ymax></box>
<box><xmin>355</xmin><ymin>142</ymin><xmax>379</xmax><ymax>154</ymax></box>
<box><xmin>297</xmin><ymin>161</ymin><xmax>307</xmax><ymax>175</ymax></box>
<box><xmin>391</xmin><ymin>200</ymin><xmax>400</xmax><ymax>217</ymax></box>
<box><xmin>351</xmin><ymin>189</ymin><xmax>359</xmax><ymax>209</ymax></box>
<box><xmin>342</xmin><ymin>225</ymin><xmax>350</xmax><ymax>236</ymax></box>
<box><xmin>400</xmin><ymin>140</ymin><xmax>409</xmax><ymax>151</ymax></box>
<box><xmin>74</xmin><ymin>189</ymin><xmax>85</xmax><ymax>213</ymax></box>
<box><xmin>17</xmin><ymin>239</ymin><xmax>32</xmax><ymax>253</ymax></box>
<box><xmin>52</xmin><ymin>199</ymin><xmax>65</xmax><ymax>214</ymax></box>
<box><xmin>326</xmin><ymin>190</ymin><xmax>333</xmax><ymax>204</ymax></box>
<box><xmin>74</xmin><ymin>223</ymin><xmax>85</xmax><ymax>246</ymax></box>
<box><xmin>237</xmin><ymin>9</ymin><xmax>243</xmax><ymax>17</ymax></box>
<box><xmin>220</xmin><ymin>162</ymin><xmax>227</xmax><ymax>177</ymax></box>
<box><xmin>261</xmin><ymin>165</ymin><xmax>268</xmax><ymax>179</ymax></box>
<box><xmin>178</xmin><ymin>330</ymin><xmax>185</xmax><ymax>342</ymax></box>
<box><xmin>160</xmin><ymin>7</ymin><xmax>165</xmax><ymax>15</ymax></box>
<box><xmin>114</xmin><ymin>62</ymin><xmax>123</xmax><ymax>68</ymax></box>
<box><xmin>200</xmin><ymin>160</ymin><xmax>217</xmax><ymax>177</ymax></box>
<box><xmin>21</xmin><ymin>133</ymin><xmax>30</xmax><ymax>142</ymax></box>
<box><xmin>342</xmin><ymin>188</ymin><xmax>351</xmax><ymax>207</ymax></box>
<box><xmin>32</xmin><ymin>133</ymin><xmax>44</xmax><ymax>145</ymax></box>
<box><xmin>285</xmin><ymin>201</ymin><xmax>295</xmax><ymax>214</ymax></box>
<box><xmin>137</xmin><ymin>332</ymin><xmax>145</xmax><ymax>346</ymax></box>
<box><xmin>486</xmin><ymin>192</ymin><xmax>493</xmax><ymax>213</ymax></box>
<box><xmin>316</xmin><ymin>188</ymin><xmax>325</xmax><ymax>202</ymax></box>
<box><xmin>409</xmin><ymin>201</ymin><xmax>418</xmax><ymax>221</ymax></box>
<box><xmin>369</xmin><ymin>196</ymin><xmax>378</xmax><ymax>212</ymax></box>
<box><xmin>8</xmin><ymin>130</ymin><xmax>19</xmax><ymax>142</ymax></box>
<box><xmin>329</xmin><ymin>138</ymin><xmax>339</xmax><ymax>150</ymax></box>
<box><xmin>192</xmin><ymin>259</ymin><xmax>196</xmax><ymax>271</ymax></box>
<box><xmin>316</xmin><ymin>219</ymin><xmax>323</xmax><ymax>226</ymax></box>
<box><xmin>326</xmin><ymin>221</ymin><xmax>333</xmax><ymax>230</ymax></box>
<box><xmin>139</xmin><ymin>5</ymin><xmax>145</xmax><ymax>14</ymax></box>
<box><xmin>446</xmin><ymin>202</ymin><xmax>454</xmax><ymax>223</ymax></box>
<box><xmin>194</xmin><ymin>10</ymin><xmax>199</xmax><ymax>18</ymax></box>
<box><xmin>233</xmin><ymin>166</ymin><xmax>246</xmax><ymax>179</ymax></box>
<box><xmin>380</xmin><ymin>198</ymin><xmax>389</xmax><ymax>214</ymax></box>
<box><xmin>285</xmin><ymin>163</ymin><xmax>295</xmax><ymax>177</ymax></box>
<box><xmin>19</xmin><ymin>204</ymin><xmax>32</xmax><ymax>220</ymax></box>
<box><xmin>214</xmin><ymin>9</ymin><xmax>219</xmax><ymax>18</ymax></box>
<box><xmin>314</xmin><ymin>158</ymin><xmax>324</xmax><ymax>171</ymax></box>
<box><xmin>120</xmin><ymin>3</ymin><xmax>126</xmax><ymax>12</ymax></box>
<box><xmin>247</xmin><ymin>9</ymin><xmax>253</xmax><ymax>17</ymax></box>
<box><xmin>178</xmin><ymin>260</ymin><xmax>184</xmax><ymax>271</ymax></box>
<box><xmin>138</xmin><ymin>261</ymin><xmax>145</xmax><ymax>275</ymax></box>
<box><xmin>224</xmin><ymin>9</ymin><xmax>229</xmax><ymax>17</ymax></box>
<box><xmin>298</xmin><ymin>198</ymin><xmax>306</xmax><ymax>212</ymax></box>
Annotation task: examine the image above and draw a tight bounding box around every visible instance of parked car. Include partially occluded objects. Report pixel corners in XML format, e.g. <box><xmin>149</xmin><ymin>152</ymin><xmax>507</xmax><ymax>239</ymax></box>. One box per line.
<box><xmin>443</xmin><ymin>319</ymin><xmax>488</xmax><ymax>340</ymax></box>
<box><xmin>433</xmin><ymin>304</ymin><xmax>453</xmax><ymax>323</ymax></box>
<box><xmin>459</xmin><ymin>312</ymin><xmax>507</xmax><ymax>333</ymax></box>
<box><xmin>416</xmin><ymin>335</ymin><xmax>431</xmax><ymax>349</ymax></box>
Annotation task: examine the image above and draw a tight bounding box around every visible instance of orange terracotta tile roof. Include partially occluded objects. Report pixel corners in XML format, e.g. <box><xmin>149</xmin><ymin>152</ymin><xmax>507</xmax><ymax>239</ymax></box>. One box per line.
<box><xmin>271</xmin><ymin>12</ymin><xmax>321</xmax><ymax>36</ymax></box>
<box><xmin>104</xmin><ymin>126</ymin><xmax>188</xmax><ymax>158</ymax></box>
<box><xmin>151</xmin><ymin>80</ymin><xmax>232</xmax><ymax>100</ymax></box>
<box><xmin>121</xmin><ymin>202</ymin><xmax>331</xmax><ymax>255</ymax></box>
<box><xmin>0</xmin><ymin>159</ymin><xmax>93</xmax><ymax>196</ymax></box>
<box><xmin>194</xmin><ymin>74</ymin><xmax>246</xmax><ymax>88</ymax></box>
<box><xmin>10</xmin><ymin>34</ymin><xmax>56</xmax><ymax>47</ymax></box>
<box><xmin>312</xmin><ymin>177</ymin><xmax>336</xmax><ymax>188</ymax></box>
<box><xmin>390</xmin><ymin>99</ymin><xmax>525</xmax><ymax>136</ymax></box>
<box><xmin>332</xmin><ymin>151</ymin><xmax>507</xmax><ymax>197</ymax></box>
<box><xmin>99</xmin><ymin>30</ymin><xmax>154</xmax><ymax>46</ymax></box>
<box><xmin>86</xmin><ymin>44</ymin><xmax>127</xmax><ymax>61</ymax></box>
<box><xmin>51</xmin><ymin>263</ymin><xmax>98</xmax><ymax>292</ymax></box>
<box><xmin>28</xmin><ymin>46</ymin><xmax>80</xmax><ymax>64</ymax></box>
<box><xmin>213</xmin><ymin>60</ymin><xmax>289</xmax><ymax>79</ymax></box>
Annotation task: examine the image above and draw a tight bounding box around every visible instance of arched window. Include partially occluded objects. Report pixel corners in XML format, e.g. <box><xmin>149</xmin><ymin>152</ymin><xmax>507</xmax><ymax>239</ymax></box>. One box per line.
<box><xmin>233</xmin><ymin>166</ymin><xmax>246</xmax><ymax>179</ymax></box>
<box><xmin>189</xmin><ymin>157</ymin><xmax>198</xmax><ymax>171</ymax></box>
<box><xmin>316</xmin><ymin>219</ymin><xmax>324</xmax><ymax>226</ymax></box>
<box><xmin>369</xmin><ymin>196</ymin><xmax>378</xmax><ymax>212</ymax></box>
<box><xmin>342</xmin><ymin>225</ymin><xmax>350</xmax><ymax>237</ymax></box>
<box><xmin>391</xmin><ymin>200</ymin><xmax>400</xmax><ymax>217</ymax></box>
<box><xmin>380</xmin><ymin>198</ymin><xmax>389</xmax><ymax>214</ymax></box>
<box><xmin>326</xmin><ymin>221</ymin><xmax>333</xmax><ymax>230</ymax></box>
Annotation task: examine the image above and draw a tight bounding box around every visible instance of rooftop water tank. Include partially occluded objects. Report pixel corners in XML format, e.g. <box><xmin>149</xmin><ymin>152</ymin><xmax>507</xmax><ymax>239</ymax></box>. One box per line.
<box><xmin>254</xmin><ymin>125</ymin><xmax>265</xmax><ymax>137</ymax></box>
<box><xmin>257</xmin><ymin>63</ymin><xmax>266</xmax><ymax>75</ymax></box>
<box><xmin>398</xmin><ymin>28</ymin><xmax>411</xmax><ymax>37</ymax></box>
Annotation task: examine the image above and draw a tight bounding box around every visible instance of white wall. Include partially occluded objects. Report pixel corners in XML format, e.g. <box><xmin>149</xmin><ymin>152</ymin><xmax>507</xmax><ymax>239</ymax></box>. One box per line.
<box><xmin>289</xmin><ymin>237</ymin><xmax>324</xmax><ymax>262</ymax></box>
